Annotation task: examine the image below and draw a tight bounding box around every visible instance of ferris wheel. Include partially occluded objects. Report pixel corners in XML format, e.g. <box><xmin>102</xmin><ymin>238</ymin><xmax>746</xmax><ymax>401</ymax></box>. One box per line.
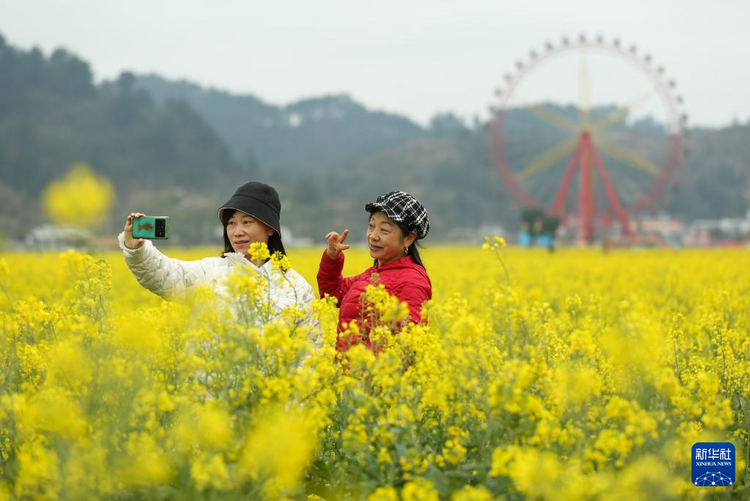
<box><xmin>490</xmin><ymin>34</ymin><xmax>688</xmax><ymax>243</ymax></box>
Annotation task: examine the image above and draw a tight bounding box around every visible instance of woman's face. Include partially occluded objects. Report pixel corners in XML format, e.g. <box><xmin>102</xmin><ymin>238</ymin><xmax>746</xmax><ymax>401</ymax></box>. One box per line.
<box><xmin>226</xmin><ymin>211</ymin><xmax>274</xmax><ymax>256</ymax></box>
<box><xmin>367</xmin><ymin>211</ymin><xmax>416</xmax><ymax>265</ymax></box>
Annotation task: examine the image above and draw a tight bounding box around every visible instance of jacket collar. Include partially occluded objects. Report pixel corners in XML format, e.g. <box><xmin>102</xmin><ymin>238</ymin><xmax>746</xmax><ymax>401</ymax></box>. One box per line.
<box><xmin>375</xmin><ymin>254</ymin><xmax>417</xmax><ymax>270</ymax></box>
<box><xmin>223</xmin><ymin>252</ymin><xmax>268</xmax><ymax>270</ymax></box>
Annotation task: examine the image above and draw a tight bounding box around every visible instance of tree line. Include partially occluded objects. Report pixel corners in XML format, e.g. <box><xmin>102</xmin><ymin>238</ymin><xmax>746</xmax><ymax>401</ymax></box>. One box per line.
<box><xmin>0</xmin><ymin>32</ymin><xmax>748</xmax><ymax>244</ymax></box>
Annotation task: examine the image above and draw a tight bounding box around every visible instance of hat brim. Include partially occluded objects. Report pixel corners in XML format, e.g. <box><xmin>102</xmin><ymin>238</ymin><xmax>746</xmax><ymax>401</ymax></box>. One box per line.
<box><xmin>364</xmin><ymin>202</ymin><xmax>406</xmax><ymax>224</ymax></box>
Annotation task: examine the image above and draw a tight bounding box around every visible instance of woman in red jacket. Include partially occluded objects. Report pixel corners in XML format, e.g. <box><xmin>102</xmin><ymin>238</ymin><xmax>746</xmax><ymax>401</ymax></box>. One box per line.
<box><xmin>317</xmin><ymin>191</ymin><xmax>432</xmax><ymax>352</ymax></box>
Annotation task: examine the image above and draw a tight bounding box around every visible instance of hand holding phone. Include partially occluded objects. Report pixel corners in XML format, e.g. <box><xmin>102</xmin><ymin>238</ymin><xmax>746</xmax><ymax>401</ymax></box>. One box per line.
<box><xmin>124</xmin><ymin>213</ymin><xmax>169</xmax><ymax>249</ymax></box>
<box><xmin>133</xmin><ymin>216</ymin><xmax>169</xmax><ymax>240</ymax></box>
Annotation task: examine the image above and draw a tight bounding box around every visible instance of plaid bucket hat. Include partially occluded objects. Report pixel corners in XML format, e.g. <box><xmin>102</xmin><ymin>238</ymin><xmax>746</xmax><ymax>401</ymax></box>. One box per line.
<box><xmin>365</xmin><ymin>191</ymin><xmax>430</xmax><ymax>240</ymax></box>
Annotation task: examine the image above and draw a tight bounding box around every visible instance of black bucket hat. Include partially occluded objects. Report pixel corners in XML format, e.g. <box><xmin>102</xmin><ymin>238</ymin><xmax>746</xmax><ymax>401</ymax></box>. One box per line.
<box><xmin>365</xmin><ymin>190</ymin><xmax>430</xmax><ymax>240</ymax></box>
<box><xmin>217</xmin><ymin>182</ymin><xmax>282</xmax><ymax>236</ymax></box>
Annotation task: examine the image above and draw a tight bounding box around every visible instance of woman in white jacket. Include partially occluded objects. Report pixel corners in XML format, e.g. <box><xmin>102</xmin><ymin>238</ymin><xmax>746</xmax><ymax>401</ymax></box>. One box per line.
<box><xmin>119</xmin><ymin>182</ymin><xmax>315</xmax><ymax>321</ymax></box>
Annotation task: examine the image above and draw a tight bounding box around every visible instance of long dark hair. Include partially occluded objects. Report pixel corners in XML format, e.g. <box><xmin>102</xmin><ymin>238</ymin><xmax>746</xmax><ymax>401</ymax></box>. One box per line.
<box><xmin>368</xmin><ymin>214</ymin><xmax>425</xmax><ymax>269</ymax></box>
<box><xmin>220</xmin><ymin>209</ymin><xmax>286</xmax><ymax>258</ymax></box>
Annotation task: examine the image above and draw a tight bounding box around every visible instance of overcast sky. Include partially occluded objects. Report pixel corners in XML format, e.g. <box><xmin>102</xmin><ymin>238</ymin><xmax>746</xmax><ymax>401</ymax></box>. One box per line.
<box><xmin>1</xmin><ymin>0</ymin><xmax>747</xmax><ymax>128</ymax></box>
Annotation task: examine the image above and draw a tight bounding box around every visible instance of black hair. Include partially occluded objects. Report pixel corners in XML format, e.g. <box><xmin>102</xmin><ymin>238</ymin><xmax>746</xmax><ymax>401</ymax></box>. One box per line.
<box><xmin>368</xmin><ymin>213</ymin><xmax>425</xmax><ymax>269</ymax></box>
<box><xmin>220</xmin><ymin>209</ymin><xmax>286</xmax><ymax>258</ymax></box>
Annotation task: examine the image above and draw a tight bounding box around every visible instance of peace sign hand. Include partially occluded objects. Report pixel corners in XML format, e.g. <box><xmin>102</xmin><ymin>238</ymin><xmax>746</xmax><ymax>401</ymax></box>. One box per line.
<box><xmin>325</xmin><ymin>229</ymin><xmax>350</xmax><ymax>259</ymax></box>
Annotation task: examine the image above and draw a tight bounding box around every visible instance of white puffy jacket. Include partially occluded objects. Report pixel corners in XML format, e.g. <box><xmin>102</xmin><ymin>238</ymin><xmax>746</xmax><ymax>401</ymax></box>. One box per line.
<box><xmin>118</xmin><ymin>233</ymin><xmax>316</xmax><ymax>317</ymax></box>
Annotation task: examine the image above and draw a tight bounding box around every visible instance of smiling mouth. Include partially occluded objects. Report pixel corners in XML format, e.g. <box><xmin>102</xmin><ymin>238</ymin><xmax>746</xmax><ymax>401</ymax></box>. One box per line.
<box><xmin>234</xmin><ymin>240</ymin><xmax>249</xmax><ymax>245</ymax></box>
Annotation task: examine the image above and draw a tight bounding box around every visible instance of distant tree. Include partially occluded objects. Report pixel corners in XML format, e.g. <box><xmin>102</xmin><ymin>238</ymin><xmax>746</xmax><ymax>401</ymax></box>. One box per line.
<box><xmin>430</xmin><ymin>112</ymin><xmax>468</xmax><ymax>136</ymax></box>
<box><xmin>521</xmin><ymin>208</ymin><xmax>559</xmax><ymax>238</ymax></box>
<box><xmin>117</xmin><ymin>71</ymin><xmax>136</xmax><ymax>93</ymax></box>
<box><xmin>542</xmin><ymin>214</ymin><xmax>561</xmax><ymax>236</ymax></box>
<box><xmin>48</xmin><ymin>48</ymin><xmax>95</xmax><ymax>98</ymax></box>
<box><xmin>42</xmin><ymin>162</ymin><xmax>115</xmax><ymax>229</ymax></box>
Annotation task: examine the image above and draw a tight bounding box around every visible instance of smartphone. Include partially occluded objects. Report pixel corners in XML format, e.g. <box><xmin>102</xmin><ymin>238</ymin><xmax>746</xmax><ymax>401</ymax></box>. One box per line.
<box><xmin>132</xmin><ymin>216</ymin><xmax>169</xmax><ymax>239</ymax></box>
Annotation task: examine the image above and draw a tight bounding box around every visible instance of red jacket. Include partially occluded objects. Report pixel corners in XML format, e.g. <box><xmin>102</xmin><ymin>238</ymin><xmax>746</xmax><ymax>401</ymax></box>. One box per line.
<box><xmin>317</xmin><ymin>251</ymin><xmax>432</xmax><ymax>352</ymax></box>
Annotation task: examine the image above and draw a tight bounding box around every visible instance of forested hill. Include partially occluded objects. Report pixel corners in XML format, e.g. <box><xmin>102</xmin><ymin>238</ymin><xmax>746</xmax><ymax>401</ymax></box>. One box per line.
<box><xmin>134</xmin><ymin>75</ymin><xmax>427</xmax><ymax>173</ymax></box>
<box><xmin>0</xmin><ymin>34</ymin><xmax>251</xmax><ymax>239</ymax></box>
<box><xmin>131</xmin><ymin>73</ymin><xmax>750</xmax><ymax>239</ymax></box>
<box><xmin>1</xmin><ymin>32</ymin><xmax>748</xmax><ymax>243</ymax></box>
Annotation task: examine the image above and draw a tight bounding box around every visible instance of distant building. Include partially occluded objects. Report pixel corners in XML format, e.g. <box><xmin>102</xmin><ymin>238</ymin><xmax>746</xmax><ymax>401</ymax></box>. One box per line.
<box><xmin>684</xmin><ymin>215</ymin><xmax>750</xmax><ymax>247</ymax></box>
<box><xmin>25</xmin><ymin>225</ymin><xmax>91</xmax><ymax>250</ymax></box>
<box><xmin>634</xmin><ymin>215</ymin><xmax>684</xmax><ymax>247</ymax></box>
<box><xmin>637</xmin><ymin>217</ymin><xmax>683</xmax><ymax>234</ymax></box>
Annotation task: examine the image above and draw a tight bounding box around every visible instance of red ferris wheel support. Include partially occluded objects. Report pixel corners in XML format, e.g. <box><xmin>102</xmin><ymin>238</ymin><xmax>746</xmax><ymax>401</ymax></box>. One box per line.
<box><xmin>549</xmin><ymin>131</ymin><xmax>633</xmax><ymax>243</ymax></box>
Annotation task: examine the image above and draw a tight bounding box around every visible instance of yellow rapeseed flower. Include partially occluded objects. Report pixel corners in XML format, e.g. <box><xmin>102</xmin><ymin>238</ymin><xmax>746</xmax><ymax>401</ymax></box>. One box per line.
<box><xmin>238</xmin><ymin>408</ymin><xmax>316</xmax><ymax>497</ymax></box>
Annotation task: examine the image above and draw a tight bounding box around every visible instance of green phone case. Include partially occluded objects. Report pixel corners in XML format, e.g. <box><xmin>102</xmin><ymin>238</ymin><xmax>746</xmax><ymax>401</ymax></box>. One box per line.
<box><xmin>132</xmin><ymin>216</ymin><xmax>169</xmax><ymax>239</ymax></box>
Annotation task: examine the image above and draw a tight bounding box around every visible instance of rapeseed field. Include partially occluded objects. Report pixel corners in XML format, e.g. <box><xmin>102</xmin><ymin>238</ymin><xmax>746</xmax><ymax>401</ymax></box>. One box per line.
<box><xmin>0</xmin><ymin>243</ymin><xmax>748</xmax><ymax>500</ymax></box>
